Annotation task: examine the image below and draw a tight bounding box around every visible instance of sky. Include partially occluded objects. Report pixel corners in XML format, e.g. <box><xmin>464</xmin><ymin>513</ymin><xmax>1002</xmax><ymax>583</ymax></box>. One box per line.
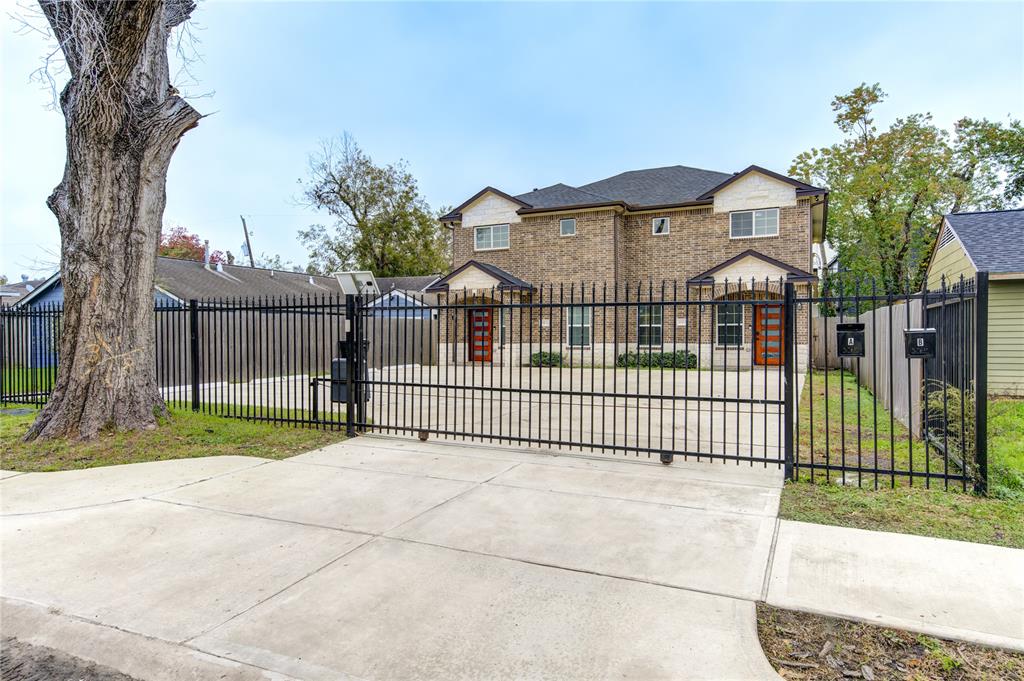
<box><xmin>1</xmin><ymin>1</ymin><xmax>1022</xmax><ymax>279</ymax></box>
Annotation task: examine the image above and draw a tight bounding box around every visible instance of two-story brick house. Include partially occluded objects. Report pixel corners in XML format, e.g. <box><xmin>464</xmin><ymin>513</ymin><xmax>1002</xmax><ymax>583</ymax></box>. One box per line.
<box><xmin>427</xmin><ymin>164</ymin><xmax>827</xmax><ymax>367</ymax></box>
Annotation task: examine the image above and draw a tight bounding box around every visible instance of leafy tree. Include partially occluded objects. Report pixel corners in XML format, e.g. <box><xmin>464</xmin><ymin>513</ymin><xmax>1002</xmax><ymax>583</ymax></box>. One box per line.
<box><xmin>298</xmin><ymin>134</ymin><xmax>450</xmax><ymax>277</ymax></box>
<box><xmin>253</xmin><ymin>252</ymin><xmax>305</xmax><ymax>272</ymax></box>
<box><xmin>159</xmin><ymin>226</ymin><xmax>224</xmax><ymax>263</ymax></box>
<box><xmin>791</xmin><ymin>83</ymin><xmax>1023</xmax><ymax>293</ymax></box>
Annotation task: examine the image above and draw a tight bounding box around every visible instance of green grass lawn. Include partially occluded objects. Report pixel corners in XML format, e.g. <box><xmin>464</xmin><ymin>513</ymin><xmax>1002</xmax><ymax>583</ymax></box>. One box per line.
<box><xmin>2</xmin><ymin>366</ymin><xmax>56</xmax><ymax>398</ymax></box>
<box><xmin>796</xmin><ymin>369</ymin><xmax>951</xmax><ymax>487</ymax></box>
<box><xmin>0</xmin><ymin>405</ymin><xmax>347</xmax><ymax>472</ymax></box>
<box><xmin>783</xmin><ymin>372</ymin><xmax>1024</xmax><ymax>548</ymax></box>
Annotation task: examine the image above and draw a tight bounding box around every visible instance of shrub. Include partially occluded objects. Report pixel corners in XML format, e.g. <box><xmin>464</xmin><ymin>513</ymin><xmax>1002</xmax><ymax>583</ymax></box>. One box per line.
<box><xmin>616</xmin><ymin>350</ymin><xmax>697</xmax><ymax>369</ymax></box>
<box><xmin>530</xmin><ymin>351</ymin><xmax>565</xmax><ymax>367</ymax></box>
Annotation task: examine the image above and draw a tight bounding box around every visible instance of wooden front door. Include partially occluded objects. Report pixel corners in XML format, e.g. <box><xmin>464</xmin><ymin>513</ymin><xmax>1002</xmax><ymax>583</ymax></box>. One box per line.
<box><xmin>469</xmin><ymin>308</ymin><xmax>493</xmax><ymax>362</ymax></box>
<box><xmin>754</xmin><ymin>304</ymin><xmax>784</xmax><ymax>366</ymax></box>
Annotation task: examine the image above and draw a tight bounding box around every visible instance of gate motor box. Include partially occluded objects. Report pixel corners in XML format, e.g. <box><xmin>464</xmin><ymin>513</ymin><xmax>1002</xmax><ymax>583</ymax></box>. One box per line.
<box><xmin>904</xmin><ymin>328</ymin><xmax>937</xmax><ymax>359</ymax></box>
<box><xmin>836</xmin><ymin>323</ymin><xmax>866</xmax><ymax>358</ymax></box>
<box><xmin>331</xmin><ymin>341</ymin><xmax>371</xmax><ymax>403</ymax></box>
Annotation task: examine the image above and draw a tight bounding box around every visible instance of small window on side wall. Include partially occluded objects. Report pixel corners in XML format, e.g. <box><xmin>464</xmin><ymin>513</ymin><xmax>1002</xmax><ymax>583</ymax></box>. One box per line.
<box><xmin>560</xmin><ymin>218</ymin><xmax>576</xmax><ymax>236</ymax></box>
<box><xmin>652</xmin><ymin>217</ymin><xmax>670</xmax><ymax>235</ymax></box>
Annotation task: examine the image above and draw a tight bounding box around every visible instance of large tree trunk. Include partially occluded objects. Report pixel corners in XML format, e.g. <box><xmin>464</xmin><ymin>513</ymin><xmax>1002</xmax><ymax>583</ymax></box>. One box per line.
<box><xmin>26</xmin><ymin>0</ymin><xmax>201</xmax><ymax>441</ymax></box>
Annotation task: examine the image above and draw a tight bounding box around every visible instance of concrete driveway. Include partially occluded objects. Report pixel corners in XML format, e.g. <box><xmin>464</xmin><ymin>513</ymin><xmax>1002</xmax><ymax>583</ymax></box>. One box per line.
<box><xmin>1</xmin><ymin>437</ymin><xmax>783</xmax><ymax>680</ymax></box>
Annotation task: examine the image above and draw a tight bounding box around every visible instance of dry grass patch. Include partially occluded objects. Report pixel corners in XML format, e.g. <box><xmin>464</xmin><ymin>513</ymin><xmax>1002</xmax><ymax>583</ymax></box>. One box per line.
<box><xmin>757</xmin><ymin>604</ymin><xmax>1024</xmax><ymax>680</ymax></box>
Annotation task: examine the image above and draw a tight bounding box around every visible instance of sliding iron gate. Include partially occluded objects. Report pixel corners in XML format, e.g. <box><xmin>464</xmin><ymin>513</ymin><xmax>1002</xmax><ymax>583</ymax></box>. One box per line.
<box><xmin>349</xmin><ymin>279</ymin><xmax>796</xmax><ymax>472</ymax></box>
<box><xmin>345</xmin><ymin>274</ymin><xmax>988</xmax><ymax>491</ymax></box>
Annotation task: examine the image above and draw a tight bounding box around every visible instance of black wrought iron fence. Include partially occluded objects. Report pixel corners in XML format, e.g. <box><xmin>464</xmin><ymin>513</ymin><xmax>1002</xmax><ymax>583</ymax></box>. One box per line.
<box><xmin>2</xmin><ymin>296</ymin><xmax>350</xmax><ymax>428</ymax></box>
<box><xmin>1</xmin><ymin>274</ymin><xmax>990</xmax><ymax>494</ymax></box>
<box><xmin>797</xmin><ymin>272</ymin><xmax>988</xmax><ymax>492</ymax></box>
<box><xmin>0</xmin><ymin>301</ymin><xmax>62</xmax><ymax>406</ymax></box>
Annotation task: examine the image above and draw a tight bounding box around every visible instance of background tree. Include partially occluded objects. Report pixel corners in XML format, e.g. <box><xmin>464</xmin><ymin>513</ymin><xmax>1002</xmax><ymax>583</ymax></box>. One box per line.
<box><xmin>791</xmin><ymin>83</ymin><xmax>1023</xmax><ymax>293</ymax></box>
<box><xmin>298</xmin><ymin>134</ymin><xmax>450</xmax><ymax>277</ymax></box>
<box><xmin>25</xmin><ymin>0</ymin><xmax>203</xmax><ymax>441</ymax></box>
<box><xmin>253</xmin><ymin>252</ymin><xmax>304</xmax><ymax>272</ymax></box>
<box><xmin>158</xmin><ymin>226</ymin><xmax>224</xmax><ymax>263</ymax></box>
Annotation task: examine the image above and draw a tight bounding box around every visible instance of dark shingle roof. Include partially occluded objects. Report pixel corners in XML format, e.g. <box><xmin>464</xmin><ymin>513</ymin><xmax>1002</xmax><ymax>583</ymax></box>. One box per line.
<box><xmin>946</xmin><ymin>209</ymin><xmax>1024</xmax><ymax>274</ymax></box>
<box><xmin>445</xmin><ymin>164</ymin><xmax>826</xmax><ymax>220</ymax></box>
<box><xmin>155</xmin><ymin>257</ymin><xmax>339</xmax><ymax>300</ymax></box>
<box><xmin>578</xmin><ymin>165</ymin><xmax>734</xmax><ymax>206</ymax></box>
<box><xmin>515</xmin><ymin>183</ymin><xmax>613</xmax><ymax>209</ymax></box>
<box><xmin>376</xmin><ymin>275</ymin><xmax>441</xmax><ymax>292</ymax></box>
<box><xmin>0</xmin><ymin>278</ymin><xmax>48</xmax><ymax>304</ymax></box>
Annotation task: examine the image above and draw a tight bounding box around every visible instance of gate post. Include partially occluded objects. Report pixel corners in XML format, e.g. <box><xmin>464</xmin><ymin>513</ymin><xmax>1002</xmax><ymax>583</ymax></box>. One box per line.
<box><xmin>783</xmin><ymin>282</ymin><xmax>796</xmax><ymax>481</ymax></box>
<box><xmin>354</xmin><ymin>295</ymin><xmax>367</xmax><ymax>433</ymax></box>
<box><xmin>189</xmin><ymin>299</ymin><xmax>200</xmax><ymax>413</ymax></box>
<box><xmin>344</xmin><ymin>295</ymin><xmax>356</xmax><ymax>438</ymax></box>
<box><xmin>974</xmin><ymin>271</ymin><xmax>989</xmax><ymax>495</ymax></box>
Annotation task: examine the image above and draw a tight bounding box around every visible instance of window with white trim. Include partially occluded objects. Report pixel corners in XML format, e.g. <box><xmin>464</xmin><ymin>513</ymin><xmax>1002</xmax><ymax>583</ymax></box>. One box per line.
<box><xmin>474</xmin><ymin>224</ymin><xmax>509</xmax><ymax>251</ymax></box>
<box><xmin>567</xmin><ymin>306</ymin><xmax>592</xmax><ymax>347</ymax></box>
<box><xmin>716</xmin><ymin>303</ymin><xmax>743</xmax><ymax>346</ymax></box>
<box><xmin>560</xmin><ymin>218</ymin><xmax>576</xmax><ymax>236</ymax></box>
<box><xmin>637</xmin><ymin>305</ymin><xmax>663</xmax><ymax>347</ymax></box>
<box><xmin>652</xmin><ymin>217</ymin><xmax>670</xmax><ymax>235</ymax></box>
<box><xmin>730</xmin><ymin>208</ymin><xmax>779</xmax><ymax>238</ymax></box>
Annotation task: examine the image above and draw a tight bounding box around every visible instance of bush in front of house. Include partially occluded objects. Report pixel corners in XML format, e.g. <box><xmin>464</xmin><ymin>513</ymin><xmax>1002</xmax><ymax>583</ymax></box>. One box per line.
<box><xmin>530</xmin><ymin>352</ymin><xmax>565</xmax><ymax>367</ymax></box>
<box><xmin>615</xmin><ymin>350</ymin><xmax>697</xmax><ymax>369</ymax></box>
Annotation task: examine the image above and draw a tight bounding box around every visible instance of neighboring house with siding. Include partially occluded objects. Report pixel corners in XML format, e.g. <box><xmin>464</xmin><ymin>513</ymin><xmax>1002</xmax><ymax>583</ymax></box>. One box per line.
<box><xmin>18</xmin><ymin>256</ymin><xmax>341</xmax><ymax>310</ymax></box>
<box><xmin>15</xmin><ymin>257</ymin><xmax>341</xmax><ymax>367</ymax></box>
<box><xmin>429</xmin><ymin>164</ymin><xmax>828</xmax><ymax>366</ymax></box>
<box><xmin>0</xmin><ymin>277</ymin><xmax>47</xmax><ymax>306</ymax></box>
<box><xmin>926</xmin><ymin>208</ymin><xmax>1024</xmax><ymax>396</ymax></box>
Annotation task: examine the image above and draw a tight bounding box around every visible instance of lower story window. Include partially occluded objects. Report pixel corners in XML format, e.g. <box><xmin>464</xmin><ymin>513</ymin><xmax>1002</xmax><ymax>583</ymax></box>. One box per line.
<box><xmin>638</xmin><ymin>304</ymin><xmax>663</xmax><ymax>346</ymax></box>
<box><xmin>717</xmin><ymin>302</ymin><xmax>743</xmax><ymax>346</ymax></box>
<box><xmin>567</xmin><ymin>306</ymin><xmax>591</xmax><ymax>347</ymax></box>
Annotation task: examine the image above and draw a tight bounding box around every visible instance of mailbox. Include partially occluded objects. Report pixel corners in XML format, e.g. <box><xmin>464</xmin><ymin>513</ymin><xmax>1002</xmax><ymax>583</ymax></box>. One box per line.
<box><xmin>904</xmin><ymin>328</ymin><xmax>937</xmax><ymax>359</ymax></box>
<box><xmin>836</xmin><ymin>323</ymin><xmax>865</xmax><ymax>358</ymax></box>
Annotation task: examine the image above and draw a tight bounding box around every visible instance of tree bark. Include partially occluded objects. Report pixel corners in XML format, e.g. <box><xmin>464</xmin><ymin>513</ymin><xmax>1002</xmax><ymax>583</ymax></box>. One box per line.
<box><xmin>26</xmin><ymin>0</ymin><xmax>201</xmax><ymax>441</ymax></box>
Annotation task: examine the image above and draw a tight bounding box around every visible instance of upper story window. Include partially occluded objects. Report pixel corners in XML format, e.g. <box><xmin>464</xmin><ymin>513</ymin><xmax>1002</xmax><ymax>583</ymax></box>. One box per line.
<box><xmin>474</xmin><ymin>223</ymin><xmax>509</xmax><ymax>251</ymax></box>
<box><xmin>652</xmin><ymin>217</ymin><xmax>670</xmax><ymax>235</ymax></box>
<box><xmin>560</xmin><ymin>218</ymin><xmax>577</xmax><ymax>236</ymax></box>
<box><xmin>730</xmin><ymin>208</ymin><xmax>779</xmax><ymax>239</ymax></box>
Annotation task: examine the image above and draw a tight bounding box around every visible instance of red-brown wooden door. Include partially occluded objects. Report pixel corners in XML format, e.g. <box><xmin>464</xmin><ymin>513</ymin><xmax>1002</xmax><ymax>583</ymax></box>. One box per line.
<box><xmin>754</xmin><ymin>304</ymin><xmax>784</xmax><ymax>366</ymax></box>
<box><xmin>469</xmin><ymin>308</ymin><xmax>493</xmax><ymax>362</ymax></box>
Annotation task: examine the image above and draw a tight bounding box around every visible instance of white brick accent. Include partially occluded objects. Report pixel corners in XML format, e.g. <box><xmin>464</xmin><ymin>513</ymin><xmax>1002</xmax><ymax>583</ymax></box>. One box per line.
<box><xmin>713</xmin><ymin>172</ymin><xmax>797</xmax><ymax>213</ymax></box>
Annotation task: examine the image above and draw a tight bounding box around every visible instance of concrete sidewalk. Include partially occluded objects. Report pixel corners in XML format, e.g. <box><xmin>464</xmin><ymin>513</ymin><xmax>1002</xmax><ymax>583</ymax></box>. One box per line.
<box><xmin>766</xmin><ymin>520</ymin><xmax>1024</xmax><ymax>652</ymax></box>
<box><xmin>1</xmin><ymin>438</ymin><xmax>781</xmax><ymax>680</ymax></box>
<box><xmin>2</xmin><ymin>436</ymin><xmax>1021</xmax><ymax>681</ymax></box>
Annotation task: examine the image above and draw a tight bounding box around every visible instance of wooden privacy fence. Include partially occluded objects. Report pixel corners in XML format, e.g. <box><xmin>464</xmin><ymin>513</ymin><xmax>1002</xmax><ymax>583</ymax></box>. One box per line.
<box><xmin>363</xmin><ymin>317</ymin><xmax>438</xmax><ymax>369</ymax></box>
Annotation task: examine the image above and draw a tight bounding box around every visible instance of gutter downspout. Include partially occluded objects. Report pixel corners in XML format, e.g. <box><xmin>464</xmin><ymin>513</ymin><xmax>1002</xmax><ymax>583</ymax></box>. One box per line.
<box><xmin>613</xmin><ymin>212</ymin><xmax>620</xmax><ymax>284</ymax></box>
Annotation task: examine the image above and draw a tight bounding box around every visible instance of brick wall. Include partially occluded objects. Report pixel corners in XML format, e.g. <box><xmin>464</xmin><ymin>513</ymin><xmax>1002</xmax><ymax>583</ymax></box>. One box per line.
<box><xmin>451</xmin><ymin>202</ymin><xmax>812</xmax><ymax>287</ymax></box>
<box><xmin>619</xmin><ymin>201</ymin><xmax>813</xmax><ymax>284</ymax></box>
<box><xmin>452</xmin><ymin>209</ymin><xmax>619</xmax><ymax>285</ymax></box>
